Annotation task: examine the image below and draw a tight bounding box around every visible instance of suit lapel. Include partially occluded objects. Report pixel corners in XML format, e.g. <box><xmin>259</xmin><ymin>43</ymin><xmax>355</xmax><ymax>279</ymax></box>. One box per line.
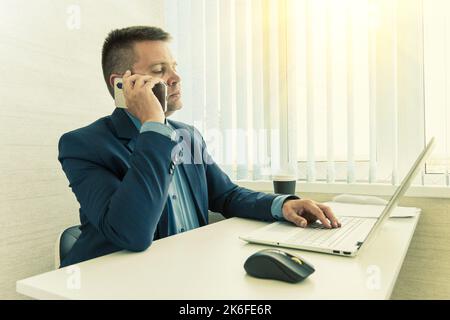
<box><xmin>109</xmin><ymin>108</ymin><xmax>139</xmax><ymax>153</ymax></box>
<box><xmin>168</xmin><ymin>120</ymin><xmax>208</xmax><ymax>226</ymax></box>
<box><xmin>181</xmin><ymin>162</ymin><xmax>207</xmax><ymax>226</ymax></box>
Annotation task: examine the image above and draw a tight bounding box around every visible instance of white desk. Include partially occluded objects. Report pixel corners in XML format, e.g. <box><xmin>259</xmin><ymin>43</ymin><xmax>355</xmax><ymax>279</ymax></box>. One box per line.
<box><xmin>17</xmin><ymin>215</ymin><xmax>420</xmax><ymax>300</ymax></box>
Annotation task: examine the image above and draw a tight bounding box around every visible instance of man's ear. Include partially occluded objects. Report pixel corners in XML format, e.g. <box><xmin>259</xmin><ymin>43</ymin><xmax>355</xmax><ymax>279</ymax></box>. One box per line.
<box><xmin>109</xmin><ymin>74</ymin><xmax>122</xmax><ymax>89</ymax></box>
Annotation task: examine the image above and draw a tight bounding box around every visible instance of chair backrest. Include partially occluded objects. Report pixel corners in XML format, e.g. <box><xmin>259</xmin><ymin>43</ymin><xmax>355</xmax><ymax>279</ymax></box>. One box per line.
<box><xmin>58</xmin><ymin>226</ymin><xmax>81</xmax><ymax>267</ymax></box>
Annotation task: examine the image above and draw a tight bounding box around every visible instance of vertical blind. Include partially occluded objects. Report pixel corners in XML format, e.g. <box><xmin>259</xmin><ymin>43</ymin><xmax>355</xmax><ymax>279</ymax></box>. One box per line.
<box><xmin>166</xmin><ymin>0</ymin><xmax>273</xmax><ymax>181</ymax></box>
<box><xmin>423</xmin><ymin>0</ymin><xmax>450</xmax><ymax>185</ymax></box>
<box><xmin>165</xmin><ymin>0</ymin><xmax>445</xmax><ymax>186</ymax></box>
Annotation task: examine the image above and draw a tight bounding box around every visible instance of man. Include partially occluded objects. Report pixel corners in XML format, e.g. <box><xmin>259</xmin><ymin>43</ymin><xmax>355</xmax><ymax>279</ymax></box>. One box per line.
<box><xmin>58</xmin><ymin>26</ymin><xmax>340</xmax><ymax>268</ymax></box>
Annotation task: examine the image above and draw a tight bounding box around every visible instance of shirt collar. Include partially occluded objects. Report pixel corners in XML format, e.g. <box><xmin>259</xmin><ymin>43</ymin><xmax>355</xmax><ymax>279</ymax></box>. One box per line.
<box><xmin>125</xmin><ymin>110</ymin><xmax>171</xmax><ymax>131</ymax></box>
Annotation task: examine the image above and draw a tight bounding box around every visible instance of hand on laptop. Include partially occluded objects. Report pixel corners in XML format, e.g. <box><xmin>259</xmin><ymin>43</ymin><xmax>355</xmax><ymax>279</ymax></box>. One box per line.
<box><xmin>282</xmin><ymin>199</ymin><xmax>341</xmax><ymax>229</ymax></box>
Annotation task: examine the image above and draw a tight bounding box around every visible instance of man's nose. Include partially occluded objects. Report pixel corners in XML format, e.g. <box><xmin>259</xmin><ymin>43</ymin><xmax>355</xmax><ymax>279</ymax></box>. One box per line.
<box><xmin>166</xmin><ymin>70</ymin><xmax>181</xmax><ymax>87</ymax></box>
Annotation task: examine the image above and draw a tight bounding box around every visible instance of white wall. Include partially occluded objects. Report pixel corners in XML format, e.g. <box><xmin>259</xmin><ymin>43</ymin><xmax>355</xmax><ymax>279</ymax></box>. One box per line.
<box><xmin>0</xmin><ymin>0</ymin><xmax>165</xmax><ymax>299</ymax></box>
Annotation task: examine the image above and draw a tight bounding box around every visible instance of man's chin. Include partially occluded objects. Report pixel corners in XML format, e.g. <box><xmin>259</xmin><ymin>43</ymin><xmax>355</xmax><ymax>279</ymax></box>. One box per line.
<box><xmin>165</xmin><ymin>102</ymin><xmax>183</xmax><ymax>117</ymax></box>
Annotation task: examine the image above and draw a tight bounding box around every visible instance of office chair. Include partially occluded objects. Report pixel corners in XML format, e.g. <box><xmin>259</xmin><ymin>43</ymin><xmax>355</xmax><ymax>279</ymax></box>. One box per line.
<box><xmin>54</xmin><ymin>226</ymin><xmax>81</xmax><ymax>269</ymax></box>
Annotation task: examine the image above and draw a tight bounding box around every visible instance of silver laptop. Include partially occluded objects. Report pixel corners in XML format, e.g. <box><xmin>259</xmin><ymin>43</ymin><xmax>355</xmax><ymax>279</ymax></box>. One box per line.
<box><xmin>240</xmin><ymin>138</ymin><xmax>436</xmax><ymax>257</ymax></box>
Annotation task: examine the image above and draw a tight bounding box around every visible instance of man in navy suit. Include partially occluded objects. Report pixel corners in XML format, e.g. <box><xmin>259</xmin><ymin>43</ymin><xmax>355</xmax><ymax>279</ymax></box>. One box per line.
<box><xmin>58</xmin><ymin>26</ymin><xmax>340</xmax><ymax>268</ymax></box>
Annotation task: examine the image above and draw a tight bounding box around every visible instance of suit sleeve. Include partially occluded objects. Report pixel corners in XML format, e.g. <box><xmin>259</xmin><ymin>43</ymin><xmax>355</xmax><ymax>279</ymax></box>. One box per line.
<box><xmin>58</xmin><ymin>130</ymin><xmax>177</xmax><ymax>252</ymax></box>
<box><xmin>191</xmin><ymin>128</ymin><xmax>280</xmax><ymax>222</ymax></box>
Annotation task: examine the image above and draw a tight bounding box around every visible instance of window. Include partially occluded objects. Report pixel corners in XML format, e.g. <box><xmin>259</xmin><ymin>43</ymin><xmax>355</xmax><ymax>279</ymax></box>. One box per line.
<box><xmin>165</xmin><ymin>0</ymin><xmax>449</xmax><ymax>189</ymax></box>
<box><xmin>423</xmin><ymin>0</ymin><xmax>450</xmax><ymax>183</ymax></box>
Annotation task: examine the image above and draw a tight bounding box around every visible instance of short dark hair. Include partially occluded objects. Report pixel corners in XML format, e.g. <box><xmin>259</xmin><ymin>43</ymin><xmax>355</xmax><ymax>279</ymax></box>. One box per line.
<box><xmin>101</xmin><ymin>26</ymin><xmax>172</xmax><ymax>97</ymax></box>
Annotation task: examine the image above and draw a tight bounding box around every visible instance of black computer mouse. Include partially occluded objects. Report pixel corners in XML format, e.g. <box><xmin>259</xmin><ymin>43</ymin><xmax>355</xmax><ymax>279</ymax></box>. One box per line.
<box><xmin>244</xmin><ymin>249</ymin><xmax>315</xmax><ymax>283</ymax></box>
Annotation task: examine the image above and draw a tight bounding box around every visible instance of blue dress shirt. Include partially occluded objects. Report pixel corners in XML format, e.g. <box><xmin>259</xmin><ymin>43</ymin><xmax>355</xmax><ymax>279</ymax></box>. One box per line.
<box><xmin>124</xmin><ymin>111</ymin><xmax>292</xmax><ymax>234</ymax></box>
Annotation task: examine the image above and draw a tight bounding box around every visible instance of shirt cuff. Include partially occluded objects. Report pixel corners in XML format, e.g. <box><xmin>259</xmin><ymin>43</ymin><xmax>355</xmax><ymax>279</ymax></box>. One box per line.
<box><xmin>271</xmin><ymin>195</ymin><xmax>300</xmax><ymax>221</ymax></box>
<box><xmin>140</xmin><ymin>122</ymin><xmax>175</xmax><ymax>140</ymax></box>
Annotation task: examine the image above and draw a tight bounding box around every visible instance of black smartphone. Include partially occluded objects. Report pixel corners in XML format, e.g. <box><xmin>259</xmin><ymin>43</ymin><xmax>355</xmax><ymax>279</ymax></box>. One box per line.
<box><xmin>152</xmin><ymin>82</ymin><xmax>168</xmax><ymax>112</ymax></box>
<box><xmin>114</xmin><ymin>78</ymin><xmax>167</xmax><ymax>112</ymax></box>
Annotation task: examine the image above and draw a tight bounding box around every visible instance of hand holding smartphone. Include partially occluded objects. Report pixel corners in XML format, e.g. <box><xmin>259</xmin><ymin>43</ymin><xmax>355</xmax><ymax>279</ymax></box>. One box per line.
<box><xmin>114</xmin><ymin>77</ymin><xmax>168</xmax><ymax>112</ymax></box>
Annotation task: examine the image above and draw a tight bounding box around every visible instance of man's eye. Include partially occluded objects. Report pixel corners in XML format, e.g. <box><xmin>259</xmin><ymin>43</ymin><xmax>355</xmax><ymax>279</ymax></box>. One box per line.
<box><xmin>153</xmin><ymin>70</ymin><xmax>164</xmax><ymax>74</ymax></box>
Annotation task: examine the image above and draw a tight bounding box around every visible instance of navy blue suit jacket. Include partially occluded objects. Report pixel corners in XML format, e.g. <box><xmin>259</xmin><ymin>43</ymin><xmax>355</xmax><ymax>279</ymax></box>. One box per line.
<box><xmin>58</xmin><ymin>108</ymin><xmax>279</xmax><ymax>267</ymax></box>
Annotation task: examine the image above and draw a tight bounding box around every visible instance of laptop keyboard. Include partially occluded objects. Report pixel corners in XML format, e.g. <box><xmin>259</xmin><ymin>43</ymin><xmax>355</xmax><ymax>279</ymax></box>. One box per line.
<box><xmin>285</xmin><ymin>217</ymin><xmax>365</xmax><ymax>248</ymax></box>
